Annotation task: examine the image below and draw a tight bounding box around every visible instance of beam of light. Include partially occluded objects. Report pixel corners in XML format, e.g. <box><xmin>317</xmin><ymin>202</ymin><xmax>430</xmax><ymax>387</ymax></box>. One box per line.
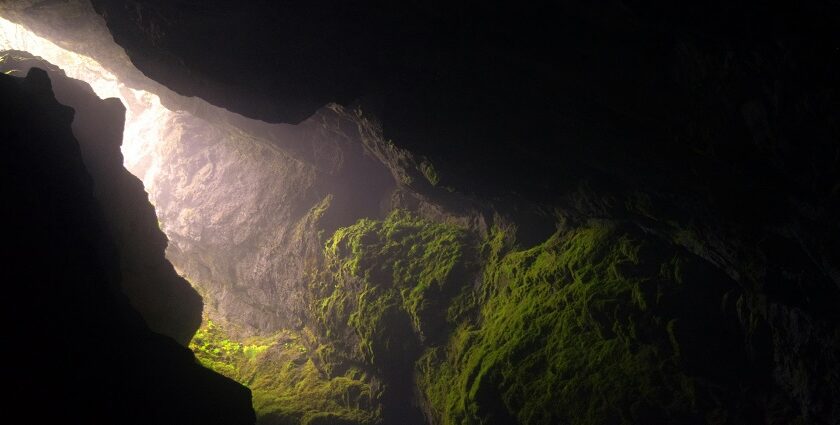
<box><xmin>0</xmin><ymin>16</ymin><xmax>169</xmax><ymax>198</ymax></box>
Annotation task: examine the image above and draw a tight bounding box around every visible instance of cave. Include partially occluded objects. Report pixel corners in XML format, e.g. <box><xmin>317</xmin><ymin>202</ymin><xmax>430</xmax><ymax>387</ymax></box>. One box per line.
<box><xmin>1</xmin><ymin>1</ymin><xmax>838</xmax><ymax>425</ymax></box>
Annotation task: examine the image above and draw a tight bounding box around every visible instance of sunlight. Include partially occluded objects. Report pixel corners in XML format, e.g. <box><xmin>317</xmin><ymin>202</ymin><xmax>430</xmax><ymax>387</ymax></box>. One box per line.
<box><xmin>0</xmin><ymin>16</ymin><xmax>170</xmax><ymax>194</ymax></box>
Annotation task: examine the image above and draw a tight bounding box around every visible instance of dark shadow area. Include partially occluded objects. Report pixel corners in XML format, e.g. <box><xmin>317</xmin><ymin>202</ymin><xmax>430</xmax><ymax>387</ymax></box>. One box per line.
<box><xmin>0</xmin><ymin>68</ymin><xmax>255</xmax><ymax>424</ymax></box>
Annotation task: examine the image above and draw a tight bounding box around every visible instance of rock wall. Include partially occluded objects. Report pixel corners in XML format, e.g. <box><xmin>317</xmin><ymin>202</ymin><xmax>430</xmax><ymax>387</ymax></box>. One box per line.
<box><xmin>2</xmin><ymin>1</ymin><xmax>839</xmax><ymax>424</ymax></box>
<box><xmin>148</xmin><ymin>107</ymin><xmax>397</xmax><ymax>337</ymax></box>
<box><xmin>0</xmin><ymin>51</ymin><xmax>202</xmax><ymax>344</ymax></box>
<box><xmin>0</xmin><ymin>67</ymin><xmax>254</xmax><ymax>424</ymax></box>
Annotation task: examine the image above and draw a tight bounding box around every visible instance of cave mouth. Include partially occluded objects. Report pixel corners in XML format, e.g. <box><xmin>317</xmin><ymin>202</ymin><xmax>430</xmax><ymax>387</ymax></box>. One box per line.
<box><xmin>0</xmin><ymin>16</ymin><xmax>169</xmax><ymax>192</ymax></box>
<box><xmin>0</xmin><ymin>15</ymin><xmax>390</xmax><ymax>423</ymax></box>
<box><xmin>0</xmin><ymin>15</ymin><xmax>259</xmax><ymax>330</ymax></box>
<box><xmin>0</xmin><ymin>12</ymin><xmax>278</xmax><ymax>410</ymax></box>
<box><xmin>0</xmin><ymin>12</ymin><xmax>227</xmax><ymax>331</ymax></box>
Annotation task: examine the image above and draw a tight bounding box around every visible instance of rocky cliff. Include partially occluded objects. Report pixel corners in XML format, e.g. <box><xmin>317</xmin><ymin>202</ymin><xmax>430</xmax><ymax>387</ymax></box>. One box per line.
<box><xmin>0</xmin><ymin>51</ymin><xmax>202</xmax><ymax>344</ymax></box>
<box><xmin>0</xmin><ymin>67</ymin><xmax>255</xmax><ymax>423</ymax></box>
<box><xmin>1</xmin><ymin>1</ymin><xmax>839</xmax><ymax>424</ymax></box>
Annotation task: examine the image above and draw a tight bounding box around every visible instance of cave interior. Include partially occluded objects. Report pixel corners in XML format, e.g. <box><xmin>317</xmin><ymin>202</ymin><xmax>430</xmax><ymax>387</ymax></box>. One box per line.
<box><xmin>1</xmin><ymin>1</ymin><xmax>839</xmax><ymax>425</ymax></box>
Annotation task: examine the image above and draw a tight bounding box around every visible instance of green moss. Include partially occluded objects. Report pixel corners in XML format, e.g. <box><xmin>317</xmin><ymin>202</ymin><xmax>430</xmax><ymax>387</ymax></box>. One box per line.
<box><xmin>190</xmin><ymin>320</ymin><xmax>271</xmax><ymax>379</ymax></box>
<box><xmin>308</xmin><ymin>194</ymin><xmax>334</xmax><ymax>223</ymax></box>
<box><xmin>247</xmin><ymin>344</ymin><xmax>379</xmax><ymax>425</ymax></box>
<box><xmin>418</xmin><ymin>221</ymin><xmax>702</xmax><ymax>425</ymax></box>
<box><xmin>419</xmin><ymin>160</ymin><xmax>440</xmax><ymax>186</ymax></box>
<box><xmin>190</xmin><ymin>320</ymin><xmax>380</xmax><ymax>425</ymax></box>
<box><xmin>314</xmin><ymin>210</ymin><xmax>468</xmax><ymax>362</ymax></box>
<box><xmin>445</xmin><ymin>223</ymin><xmax>515</xmax><ymax>324</ymax></box>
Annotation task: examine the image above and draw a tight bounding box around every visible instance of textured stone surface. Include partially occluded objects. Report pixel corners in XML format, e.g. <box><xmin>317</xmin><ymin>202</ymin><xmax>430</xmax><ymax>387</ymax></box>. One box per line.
<box><xmin>2</xmin><ymin>1</ymin><xmax>839</xmax><ymax>423</ymax></box>
<box><xmin>0</xmin><ymin>51</ymin><xmax>202</xmax><ymax>344</ymax></box>
<box><xmin>127</xmin><ymin>104</ymin><xmax>399</xmax><ymax>337</ymax></box>
<box><xmin>0</xmin><ymin>67</ymin><xmax>254</xmax><ymax>424</ymax></box>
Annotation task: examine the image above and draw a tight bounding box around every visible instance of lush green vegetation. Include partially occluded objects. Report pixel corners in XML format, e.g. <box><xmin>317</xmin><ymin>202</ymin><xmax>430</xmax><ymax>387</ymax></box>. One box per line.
<box><xmin>189</xmin><ymin>209</ymin><xmax>469</xmax><ymax>425</ymax></box>
<box><xmin>194</xmin><ymin>210</ymin><xmax>736</xmax><ymax>424</ymax></box>
<box><xmin>417</xmin><ymin>221</ymin><xmax>703</xmax><ymax>425</ymax></box>
<box><xmin>314</xmin><ymin>209</ymin><xmax>469</xmax><ymax>363</ymax></box>
<box><xmin>191</xmin><ymin>320</ymin><xmax>271</xmax><ymax>378</ymax></box>
<box><xmin>190</xmin><ymin>320</ymin><xmax>380</xmax><ymax>425</ymax></box>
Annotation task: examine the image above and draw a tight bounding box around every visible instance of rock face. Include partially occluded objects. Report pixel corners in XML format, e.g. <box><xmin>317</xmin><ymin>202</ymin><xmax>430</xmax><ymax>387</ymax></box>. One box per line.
<box><xmin>0</xmin><ymin>68</ymin><xmax>255</xmax><ymax>424</ymax></box>
<box><xmin>84</xmin><ymin>0</ymin><xmax>840</xmax><ymax>201</ymax></box>
<box><xmin>0</xmin><ymin>51</ymin><xmax>202</xmax><ymax>345</ymax></box>
<box><xmin>151</xmin><ymin>107</ymin><xmax>396</xmax><ymax>336</ymax></box>
<box><xmin>2</xmin><ymin>1</ymin><xmax>840</xmax><ymax>424</ymax></box>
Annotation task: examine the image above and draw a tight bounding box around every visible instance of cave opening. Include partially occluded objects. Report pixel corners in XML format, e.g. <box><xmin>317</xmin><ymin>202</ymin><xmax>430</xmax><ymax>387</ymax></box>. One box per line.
<box><xmin>0</xmin><ymin>14</ymin><xmax>394</xmax><ymax>424</ymax></box>
<box><xmin>0</xmin><ymin>16</ymin><xmax>169</xmax><ymax>195</ymax></box>
<box><xmin>0</xmin><ymin>11</ymin><xmax>228</xmax><ymax>348</ymax></box>
<box><xmin>5</xmin><ymin>3</ymin><xmax>839</xmax><ymax>424</ymax></box>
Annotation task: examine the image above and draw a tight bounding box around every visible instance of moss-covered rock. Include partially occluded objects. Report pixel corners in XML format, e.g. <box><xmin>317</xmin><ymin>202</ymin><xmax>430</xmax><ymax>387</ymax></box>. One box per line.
<box><xmin>314</xmin><ymin>209</ymin><xmax>471</xmax><ymax>363</ymax></box>
<box><xmin>417</xmin><ymin>220</ymin><xmax>748</xmax><ymax>425</ymax></box>
<box><xmin>191</xmin><ymin>319</ymin><xmax>380</xmax><ymax>425</ymax></box>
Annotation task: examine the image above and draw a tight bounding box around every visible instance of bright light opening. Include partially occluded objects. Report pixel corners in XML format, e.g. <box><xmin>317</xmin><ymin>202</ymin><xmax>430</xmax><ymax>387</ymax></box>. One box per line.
<box><xmin>0</xmin><ymin>16</ymin><xmax>169</xmax><ymax>196</ymax></box>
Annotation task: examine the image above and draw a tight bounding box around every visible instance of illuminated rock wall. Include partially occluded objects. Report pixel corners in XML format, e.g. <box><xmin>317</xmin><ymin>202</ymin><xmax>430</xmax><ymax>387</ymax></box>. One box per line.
<box><xmin>3</xmin><ymin>1</ymin><xmax>839</xmax><ymax>424</ymax></box>
<box><xmin>0</xmin><ymin>50</ymin><xmax>202</xmax><ymax>344</ymax></box>
<box><xmin>0</xmin><ymin>64</ymin><xmax>255</xmax><ymax>425</ymax></box>
<box><xmin>0</xmin><ymin>12</ymin><xmax>399</xmax><ymax>339</ymax></box>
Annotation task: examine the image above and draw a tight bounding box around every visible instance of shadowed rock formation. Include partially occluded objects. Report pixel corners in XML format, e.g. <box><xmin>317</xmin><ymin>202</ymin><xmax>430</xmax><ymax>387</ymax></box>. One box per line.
<box><xmin>0</xmin><ymin>51</ymin><xmax>202</xmax><ymax>345</ymax></box>
<box><xmin>0</xmin><ymin>52</ymin><xmax>202</xmax><ymax>345</ymax></box>
<box><xmin>85</xmin><ymin>0</ymin><xmax>840</xmax><ymax>199</ymax></box>
<box><xmin>1</xmin><ymin>1</ymin><xmax>839</xmax><ymax>424</ymax></box>
<box><xmin>0</xmin><ymin>67</ymin><xmax>254</xmax><ymax>424</ymax></box>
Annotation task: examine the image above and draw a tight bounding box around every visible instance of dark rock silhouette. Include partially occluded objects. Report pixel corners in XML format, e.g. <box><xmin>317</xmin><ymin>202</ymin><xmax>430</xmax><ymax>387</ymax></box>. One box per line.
<box><xmin>0</xmin><ymin>51</ymin><xmax>202</xmax><ymax>344</ymax></box>
<box><xmin>0</xmin><ymin>67</ymin><xmax>255</xmax><ymax>424</ymax></box>
<box><xmin>0</xmin><ymin>1</ymin><xmax>838</xmax><ymax>424</ymax></box>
